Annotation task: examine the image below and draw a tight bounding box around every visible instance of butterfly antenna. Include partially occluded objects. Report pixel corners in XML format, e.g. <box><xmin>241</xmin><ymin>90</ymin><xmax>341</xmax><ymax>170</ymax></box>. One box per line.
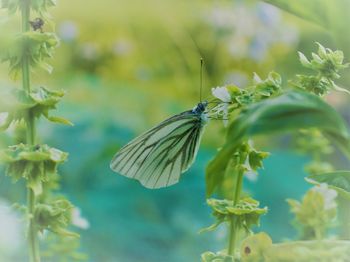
<box><xmin>199</xmin><ymin>58</ymin><xmax>203</xmax><ymax>103</ymax></box>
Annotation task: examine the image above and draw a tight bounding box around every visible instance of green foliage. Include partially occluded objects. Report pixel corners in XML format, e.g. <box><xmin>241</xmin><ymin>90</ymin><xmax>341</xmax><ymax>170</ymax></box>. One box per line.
<box><xmin>41</xmin><ymin>234</ymin><xmax>88</xmax><ymax>262</ymax></box>
<box><xmin>240</xmin><ymin>232</ymin><xmax>272</xmax><ymax>262</ymax></box>
<box><xmin>292</xmin><ymin>75</ymin><xmax>330</xmax><ymax>96</ymax></box>
<box><xmin>292</xmin><ymin>43</ymin><xmax>349</xmax><ymax>95</ymax></box>
<box><xmin>295</xmin><ymin>129</ymin><xmax>334</xmax><ymax>175</ymax></box>
<box><xmin>207</xmin><ymin>141</ymin><xmax>269</xmax><ymax>197</ymax></box>
<box><xmin>248</xmin><ymin>150</ymin><xmax>270</xmax><ymax>171</ymax></box>
<box><xmin>298</xmin><ymin>43</ymin><xmax>348</xmax><ymax>79</ymax></box>
<box><xmin>0</xmin><ymin>86</ymin><xmax>72</xmax><ymax>131</ymax></box>
<box><xmin>295</xmin><ymin>129</ymin><xmax>333</xmax><ymax>156</ymax></box>
<box><xmin>241</xmin><ymin>232</ymin><xmax>350</xmax><ymax>262</ymax></box>
<box><xmin>35</xmin><ymin>198</ymin><xmax>78</xmax><ymax>237</ymax></box>
<box><xmin>263</xmin><ymin>240</ymin><xmax>350</xmax><ymax>262</ymax></box>
<box><xmin>28</xmin><ymin>86</ymin><xmax>72</xmax><ymax>125</ymax></box>
<box><xmin>201</xmin><ymin>198</ymin><xmax>267</xmax><ymax>233</ymax></box>
<box><xmin>213</xmin><ymin>72</ymin><xmax>282</xmax><ymax>110</ymax></box>
<box><xmin>227</xmin><ymin>85</ymin><xmax>254</xmax><ymax>107</ymax></box>
<box><xmin>206</xmin><ymin>91</ymin><xmax>350</xmax><ymax>196</ymax></box>
<box><xmin>308</xmin><ymin>171</ymin><xmax>350</xmax><ymax>200</ymax></box>
<box><xmin>2</xmin><ymin>32</ymin><xmax>59</xmax><ymax>77</ymax></box>
<box><xmin>0</xmin><ymin>0</ymin><xmax>84</xmax><ymax>260</ymax></box>
<box><xmin>253</xmin><ymin>71</ymin><xmax>282</xmax><ymax>99</ymax></box>
<box><xmin>204</xmin><ymin>43</ymin><xmax>350</xmax><ymax>260</ymax></box>
<box><xmin>304</xmin><ymin>161</ymin><xmax>334</xmax><ymax>176</ymax></box>
<box><xmin>287</xmin><ymin>185</ymin><xmax>337</xmax><ymax>240</ymax></box>
<box><xmin>0</xmin><ymin>143</ymin><xmax>67</xmax><ymax>195</ymax></box>
<box><xmin>201</xmin><ymin>251</ymin><xmax>233</xmax><ymax>262</ymax></box>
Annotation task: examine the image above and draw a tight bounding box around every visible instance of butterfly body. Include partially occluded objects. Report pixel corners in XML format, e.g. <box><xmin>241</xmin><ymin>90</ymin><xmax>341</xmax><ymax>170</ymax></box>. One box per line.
<box><xmin>110</xmin><ymin>101</ymin><xmax>208</xmax><ymax>189</ymax></box>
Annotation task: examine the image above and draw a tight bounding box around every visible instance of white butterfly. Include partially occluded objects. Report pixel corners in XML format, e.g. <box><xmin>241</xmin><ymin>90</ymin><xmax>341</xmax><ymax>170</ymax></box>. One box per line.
<box><xmin>110</xmin><ymin>101</ymin><xmax>208</xmax><ymax>189</ymax></box>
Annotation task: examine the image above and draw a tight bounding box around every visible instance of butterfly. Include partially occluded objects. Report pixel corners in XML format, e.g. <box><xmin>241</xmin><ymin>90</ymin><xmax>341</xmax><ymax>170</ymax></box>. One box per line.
<box><xmin>110</xmin><ymin>101</ymin><xmax>208</xmax><ymax>189</ymax></box>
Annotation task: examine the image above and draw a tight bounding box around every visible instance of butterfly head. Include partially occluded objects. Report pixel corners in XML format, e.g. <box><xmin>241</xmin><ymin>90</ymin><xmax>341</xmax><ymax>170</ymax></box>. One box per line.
<box><xmin>192</xmin><ymin>101</ymin><xmax>208</xmax><ymax>115</ymax></box>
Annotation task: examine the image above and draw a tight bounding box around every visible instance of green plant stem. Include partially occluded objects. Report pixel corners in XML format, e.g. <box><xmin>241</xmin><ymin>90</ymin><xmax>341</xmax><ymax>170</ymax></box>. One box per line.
<box><xmin>21</xmin><ymin>1</ymin><xmax>40</xmax><ymax>261</ymax></box>
<box><xmin>27</xmin><ymin>189</ymin><xmax>40</xmax><ymax>262</ymax></box>
<box><xmin>338</xmin><ymin>196</ymin><xmax>350</xmax><ymax>239</ymax></box>
<box><xmin>227</xmin><ymin>217</ymin><xmax>237</xmax><ymax>256</ymax></box>
<box><xmin>227</xmin><ymin>169</ymin><xmax>244</xmax><ymax>257</ymax></box>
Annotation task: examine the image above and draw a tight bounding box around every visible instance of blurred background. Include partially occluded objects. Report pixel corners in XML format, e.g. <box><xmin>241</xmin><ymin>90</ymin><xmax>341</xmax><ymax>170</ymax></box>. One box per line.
<box><xmin>0</xmin><ymin>0</ymin><xmax>350</xmax><ymax>261</ymax></box>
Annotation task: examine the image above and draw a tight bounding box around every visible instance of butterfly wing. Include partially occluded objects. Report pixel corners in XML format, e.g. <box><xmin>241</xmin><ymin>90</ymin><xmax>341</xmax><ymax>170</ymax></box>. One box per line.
<box><xmin>110</xmin><ymin>110</ymin><xmax>207</xmax><ymax>188</ymax></box>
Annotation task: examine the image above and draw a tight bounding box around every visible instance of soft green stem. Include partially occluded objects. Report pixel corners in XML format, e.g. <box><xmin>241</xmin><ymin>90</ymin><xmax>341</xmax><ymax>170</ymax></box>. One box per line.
<box><xmin>28</xmin><ymin>189</ymin><xmax>40</xmax><ymax>262</ymax></box>
<box><xmin>233</xmin><ymin>172</ymin><xmax>243</xmax><ymax>205</ymax></box>
<box><xmin>227</xmin><ymin>216</ymin><xmax>237</xmax><ymax>256</ymax></box>
<box><xmin>338</xmin><ymin>196</ymin><xmax>350</xmax><ymax>239</ymax></box>
<box><xmin>227</xmin><ymin>168</ymin><xmax>244</xmax><ymax>257</ymax></box>
<box><xmin>21</xmin><ymin>1</ymin><xmax>40</xmax><ymax>261</ymax></box>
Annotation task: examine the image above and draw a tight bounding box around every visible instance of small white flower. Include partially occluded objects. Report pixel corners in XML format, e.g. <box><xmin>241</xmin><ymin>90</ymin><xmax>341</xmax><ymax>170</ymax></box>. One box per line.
<box><xmin>253</xmin><ymin>72</ymin><xmax>262</xmax><ymax>84</ymax></box>
<box><xmin>81</xmin><ymin>43</ymin><xmax>98</xmax><ymax>60</ymax></box>
<box><xmin>113</xmin><ymin>39</ymin><xmax>133</xmax><ymax>56</ymax></box>
<box><xmin>311</xmin><ymin>183</ymin><xmax>337</xmax><ymax>210</ymax></box>
<box><xmin>245</xmin><ymin>170</ymin><xmax>258</xmax><ymax>182</ymax></box>
<box><xmin>58</xmin><ymin>21</ymin><xmax>78</xmax><ymax>42</ymax></box>
<box><xmin>0</xmin><ymin>112</ymin><xmax>8</xmax><ymax>126</ymax></box>
<box><xmin>211</xmin><ymin>86</ymin><xmax>231</xmax><ymax>102</ymax></box>
<box><xmin>71</xmin><ymin>207</ymin><xmax>90</xmax><ymax>230</ymax></box>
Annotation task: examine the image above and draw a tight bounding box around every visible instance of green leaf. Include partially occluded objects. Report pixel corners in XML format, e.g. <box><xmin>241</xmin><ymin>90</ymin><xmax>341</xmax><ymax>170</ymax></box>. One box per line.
<box><xmin>206</xmin><ymin>91</ymin><xmax>350</xmax><ymax>196</ymax></box>
<box><xmin>30</xmin><ymin>86</ymin><xmax>64</xmax><ymax>106</ymax></box>
<box><xmin>0</xmin><ymin>87</ymin><xmax>36</xmax><ymax>112</ymax></box>
<box><xmin>2</xmin><ymin>32</ymin><xmax>59</xmax><ymax>77</ymax></box>
<box><xmin>201</xmin><ymin>198</ymin><xmax>267</xmax><ymax>233</ymax></box>
<box><xmin>47</xmin><ymin>116</ymin><xmax>74</xmax><ymax>126</ymax></box>
<box><xmin>291</xmin><ymin>75</ymin><xmax>331</xmax><ymax>96</ymax></box>
<box><xmin>294</xmin><ymin>44</ymin><xmax>349</xmax><ymax>96</ymax></box>
<box><xmin>307</xmin><ymin>171</ymin><xmax>350</xmax><ymax>200</ymax></box>
<box><xmin>34</xmin><ymin>198</ymin><xmax>79</xmax><ymax>237</ymax></box>
<box><xmin>0</xmin><ymin>144</ymin><xmax>67</xmax><ymax>195</ymax></box>
<box><xmin>29</xmin><ymin>87</ymin><xmax>73</xmax><ymax>125</ymax></box>
<box><xmin>248</xmin><ymin>150</ymin><xmax>270</xmax><ymax>171</ymax></box>
<box><xmin>298</xmin><ymin>52</ymin><xmax>311</xmax><ymax>68</ymax></box>
<box><xmin>0</xmin><ymin>86</ymin><xmax>72</xmax><ymax>130</ymax></box>
<box><xmin>201</xmin><ymin>251</ymin><xmax>233</xmax><ymax>262</ymax></box>
<box><xmin>254</xmin><ymin>71</ymin><xmax>282</xmax><ymax>98</ymax></box>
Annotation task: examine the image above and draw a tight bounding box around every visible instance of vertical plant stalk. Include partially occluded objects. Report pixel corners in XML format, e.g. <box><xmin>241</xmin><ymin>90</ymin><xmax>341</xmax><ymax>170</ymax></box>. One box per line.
<box><xmin>227</xmin><ymin>145</ymin><xmax>247</xmax><ymax>257</ymax></box>
<box><xmin>227</xmin><ymin>169</ymin><xmax>244</xmax><ymax>257</ymax></box>
<box><xmin>21</xmin><ymin>1</ymin><xmax>40</xmax><ymax>261</ymax></box>
<box><xmin>338</xmin><ymin>197</ymin><xmax>350</xmax><ymax>239</ymax></box>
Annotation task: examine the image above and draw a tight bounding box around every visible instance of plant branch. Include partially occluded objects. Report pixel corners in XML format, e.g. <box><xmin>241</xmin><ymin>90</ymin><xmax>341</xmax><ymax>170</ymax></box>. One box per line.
<box><xmin>21</xmin><ymin>0</ymin><xmax>40</xmax><ymax>261</ymax></box>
